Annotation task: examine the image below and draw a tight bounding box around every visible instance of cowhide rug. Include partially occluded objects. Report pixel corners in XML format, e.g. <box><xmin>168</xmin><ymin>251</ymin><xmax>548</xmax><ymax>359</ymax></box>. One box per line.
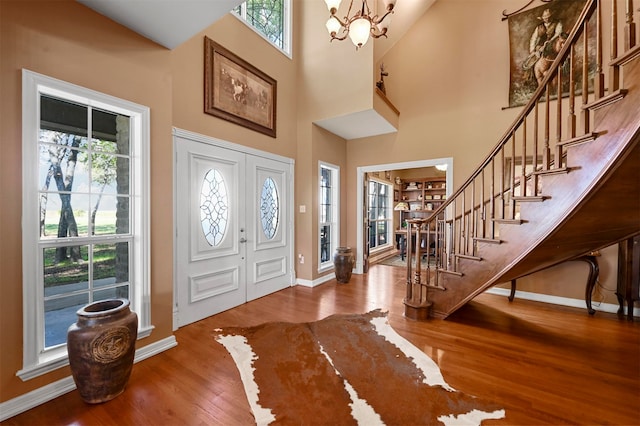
<box><xmin>214</xmin><ymin>310</ymin><xmax>505</xmax><ymax>425</ymax></box>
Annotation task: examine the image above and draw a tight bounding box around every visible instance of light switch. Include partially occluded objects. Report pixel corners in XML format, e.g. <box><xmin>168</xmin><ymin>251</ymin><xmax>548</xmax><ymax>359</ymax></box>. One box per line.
<box><xmin>299</xmin><ymin>205</ymin><xmax>306</xmax><ymax>213</ymax></box>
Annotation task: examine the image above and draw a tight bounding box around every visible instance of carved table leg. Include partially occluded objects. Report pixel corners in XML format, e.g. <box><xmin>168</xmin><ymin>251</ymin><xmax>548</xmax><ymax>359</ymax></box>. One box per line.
<box><xmin>577</xmin><ymin>255</ymin><xmax>599</xmax><ymax>315</ymax></box>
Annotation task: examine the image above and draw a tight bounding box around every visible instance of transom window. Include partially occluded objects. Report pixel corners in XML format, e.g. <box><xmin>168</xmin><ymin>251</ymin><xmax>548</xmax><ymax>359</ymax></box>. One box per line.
<box><xmin>20</xmin><ymin>70</ymin><xmax>151</xmax><ymax>380</ymax></box>
<box><xmin>233</xmin><ymin>0</ymin><xmax>292</xmax><ymax>57</ymax></box>
<box><xmin>319</xmin><ymin>162</ymin><xmax>339</xmax><ymax>271</ymax></box>
<box><xmin>368</xmin><ymin>179</ymin><xmax>392</xmax><ymax>251</ymax></box>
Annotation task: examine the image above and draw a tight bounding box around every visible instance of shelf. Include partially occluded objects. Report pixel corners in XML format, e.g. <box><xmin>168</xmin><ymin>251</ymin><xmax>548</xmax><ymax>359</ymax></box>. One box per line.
<box><xmin>398</xmin><ymin>177</ymin><xmax>446</xmax><ymax>225</ymax></box>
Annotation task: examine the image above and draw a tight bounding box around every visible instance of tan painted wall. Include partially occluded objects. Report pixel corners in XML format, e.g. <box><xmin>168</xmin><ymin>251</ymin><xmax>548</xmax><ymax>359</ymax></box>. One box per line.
<box><xmin>171</xmin><ymin>14</ymin><xmax>298</xmax><ymax>158</ymax></box>
<box><xmin>0</xmin><ymin>0</ymin><xmax>624</xmax><ymax>408</ymax></box>
<box><xmin>0</xmin><ymin>0</ymin><xmax>175</xmax><ymax>401</ymax></box>
<box><xmin>344</xmin><ymin>0</ymin><xmax>620</xmax><ymax>304</ymax></box>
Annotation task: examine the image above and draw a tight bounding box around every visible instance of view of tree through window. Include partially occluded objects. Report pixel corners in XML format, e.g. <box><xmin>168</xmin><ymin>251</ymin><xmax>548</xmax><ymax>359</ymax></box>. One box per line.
<box><xmin>40</xmin><ymin>95</ymin><xmax>131</xmax><ymax>348</ymax></box>
<box><xmin>234</xmin><ymin>0</ymin><xmax>289</xmax><ymax>53</ymax></box>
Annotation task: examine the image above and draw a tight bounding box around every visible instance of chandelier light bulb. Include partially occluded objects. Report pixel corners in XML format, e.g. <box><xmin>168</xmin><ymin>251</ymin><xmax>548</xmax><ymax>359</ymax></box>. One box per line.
<box><xmin>324</xmin><ymin>0</ymin><xmax>342</xmax><ymax>14</ymax></box>
<box><xmin>326</xmin><ymin>0</ymin><xmax>396</xmax><ymax>48</ymax></box>
<box><xmin>326</xmin><ymin>16</ymin><xmax>342</xmax><ymax>36</ymax></box>
<box><xmin>349</xmin><ymin>17</ymin><xmax>371</xmax><ymax>48</ymax></box>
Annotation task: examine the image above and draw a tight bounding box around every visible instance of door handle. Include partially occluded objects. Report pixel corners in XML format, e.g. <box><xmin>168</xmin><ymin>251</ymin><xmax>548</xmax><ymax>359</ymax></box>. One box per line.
<box><xmin>240</xmin><ymin>238</ymin><xmax>247</xmax><ymax>243</ymax></box>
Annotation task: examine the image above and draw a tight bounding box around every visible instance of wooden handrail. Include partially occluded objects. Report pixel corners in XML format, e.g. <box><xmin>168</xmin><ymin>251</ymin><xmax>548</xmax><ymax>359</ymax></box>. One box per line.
<box><xmin>413</xmin><ymin>0</ymin><xmax>639</xmax><ymax>288</ymax></box>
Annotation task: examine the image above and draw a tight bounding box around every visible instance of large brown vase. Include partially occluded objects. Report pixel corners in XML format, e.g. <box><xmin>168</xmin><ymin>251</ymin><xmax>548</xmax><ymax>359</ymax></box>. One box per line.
<box><xmin>67</xmin><ymin>298</ymin><xmax>138</xmax><ymax>404</ymax></box>
<box><xmin>334</xmin><ymin>246</ymin><xmax>355</xmax><ymax>283</ymax></box>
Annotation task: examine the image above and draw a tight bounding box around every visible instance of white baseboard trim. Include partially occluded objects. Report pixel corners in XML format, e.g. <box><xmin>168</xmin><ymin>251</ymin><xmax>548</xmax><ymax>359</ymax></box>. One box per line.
<box><xmin>487</xmin><ymin>287</ymin><xmax>640</xmax><ymax>317</ymax></box>
<box><xmin>296</xmin><ymin>272</ymin><xmax>335</xmax><ymax>288</ymax></box>
<box><xmin>0</xmin><ymin>335</ymin><xmax>178</xmax><ymax>422</ymax></box>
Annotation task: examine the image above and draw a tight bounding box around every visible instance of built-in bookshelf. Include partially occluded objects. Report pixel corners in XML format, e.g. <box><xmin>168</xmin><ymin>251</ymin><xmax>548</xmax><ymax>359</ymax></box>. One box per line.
<box><xmin>399</xmin><ymin>177</ymin><xmax>447</xmax><ymax>215</ymax></box>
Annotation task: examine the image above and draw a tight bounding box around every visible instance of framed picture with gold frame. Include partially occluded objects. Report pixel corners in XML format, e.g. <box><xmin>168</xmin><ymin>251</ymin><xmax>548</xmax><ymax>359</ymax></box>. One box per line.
<box><xmin>204</xmin><ymin>37</ymin><xmax>277</xmax><ymax>137</ymax></box>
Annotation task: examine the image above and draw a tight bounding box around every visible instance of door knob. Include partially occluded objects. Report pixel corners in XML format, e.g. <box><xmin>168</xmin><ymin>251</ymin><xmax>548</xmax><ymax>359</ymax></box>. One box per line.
<box><xmin>240</xmin><ymin>238</ymin><xmax>247</xmax><ymax>243</ymax></box>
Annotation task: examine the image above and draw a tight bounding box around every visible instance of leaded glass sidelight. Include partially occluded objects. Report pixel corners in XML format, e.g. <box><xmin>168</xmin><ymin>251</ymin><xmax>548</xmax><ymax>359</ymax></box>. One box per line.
<box><xmin>200</xmin><ymin>169</ymin><xmax>229</xmax><ymax>246</ymax></box>
<box><xmin>260</xmin><ymin>177</ymin><xmax>279</xmax><ymax>239</ymax></box>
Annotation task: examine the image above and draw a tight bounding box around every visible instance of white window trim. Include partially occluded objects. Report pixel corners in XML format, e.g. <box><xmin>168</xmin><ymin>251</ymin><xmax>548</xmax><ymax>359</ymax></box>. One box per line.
<box><xmin>368</xmin><ymin>178</ymin><xmax>393</xmax><ymax>253</ymax></box>
<box><xmin>18</xmin><ymin>70</ymin><xmax>153</xmax><ymax>381</ymax></box>
<box><xmin>231</xmin><ymin>0</ymin><xmax>292</xmax><ymax>59</ymax></box>
<box><xmin>318</xmin><ymin>162</ymin><xmax>340</xmax><ymax>273</ymax></box>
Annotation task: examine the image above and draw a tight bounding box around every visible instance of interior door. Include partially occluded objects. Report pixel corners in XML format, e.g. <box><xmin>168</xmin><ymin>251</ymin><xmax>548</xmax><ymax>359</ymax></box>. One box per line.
<box><xmin>245</xmin><ymin>155</ymin><xmax>291</xmax><ymax>301</ymax></box>
<box><xmin>175</xmin><ymin>135</ymin><xmax>293</xmax><ymax>327</ymax></box>
<box><xmin>176</xmin><ymin>139</ymin><xmax>246</xmax><ymax>327</ymax></box>
<box><xmin>363</xmin><ymin>173</ymin><xmax>370</xmax><ymax>273</ymax></box>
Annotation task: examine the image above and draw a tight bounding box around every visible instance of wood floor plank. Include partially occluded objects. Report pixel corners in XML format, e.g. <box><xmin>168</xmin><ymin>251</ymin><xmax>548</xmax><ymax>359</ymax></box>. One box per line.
<box><xmin>3</xmin><ymin>264</ymin><xmax>639</xmax><ymax>425</ymax></box>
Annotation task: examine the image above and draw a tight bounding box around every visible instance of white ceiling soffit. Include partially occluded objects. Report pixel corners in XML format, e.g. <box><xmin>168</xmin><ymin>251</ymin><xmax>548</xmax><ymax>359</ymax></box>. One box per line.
<box><xmin>314</xmin><ymin>109</ymin><xmax>397</xmax><ymax>141</ymax></box>
<box><xmin>77</xmin><ymin>0</ymin><xmax>242</xmax><ymax>49</ymax></box>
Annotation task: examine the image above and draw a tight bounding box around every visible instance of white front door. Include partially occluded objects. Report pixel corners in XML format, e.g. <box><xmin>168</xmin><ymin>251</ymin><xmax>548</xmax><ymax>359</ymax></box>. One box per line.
<box><xmin>245</xmin><ymin>155</ymin><xmax>292</xmax><ymax>301</ymax></box>
<box><xmin>175</xmin><ymin>133</ymin><xmax>293</xmax><ymax>327</ymax></box>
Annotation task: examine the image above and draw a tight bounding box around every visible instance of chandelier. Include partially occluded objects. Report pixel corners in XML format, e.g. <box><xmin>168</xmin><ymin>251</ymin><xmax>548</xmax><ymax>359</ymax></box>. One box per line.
<box><xmin>324</xmin><ymin>0</ymin><xmax>397</xmax><ymax>49</ymax></box>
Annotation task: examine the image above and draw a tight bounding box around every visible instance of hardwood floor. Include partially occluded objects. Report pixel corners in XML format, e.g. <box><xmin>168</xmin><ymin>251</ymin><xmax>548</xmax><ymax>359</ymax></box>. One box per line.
<box><xmin>4</xmin><ymin>264</ymin><xmax>640</xmax><ymax>425</ymax></box>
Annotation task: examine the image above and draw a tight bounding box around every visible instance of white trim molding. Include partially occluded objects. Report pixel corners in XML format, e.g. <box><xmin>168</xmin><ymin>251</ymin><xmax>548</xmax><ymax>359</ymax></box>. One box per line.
<box><xmin>296</xmin><ymin>273</ymin><xmax>336</xmax><ymax>288</ymax></box>
<box><xmin>487</xmin><ymin>287</ymin><xmax>640</xmax><ymax>317</ymax></box>
<box><xmin>356</xmin><ymin>158</ymin><xmax>453</xmax><ymax>274</ymax></box>
<box><xmin>1</xmin><ymin>336</ymin><xmax>177</xmax><ymax>422</ymax></box>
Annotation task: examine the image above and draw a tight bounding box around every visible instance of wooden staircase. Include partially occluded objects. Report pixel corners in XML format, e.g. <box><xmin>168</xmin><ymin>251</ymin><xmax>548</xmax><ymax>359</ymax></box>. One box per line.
<box><xmin>409</xmin><ymin>0</ymin><xmax>640</xmax><ymax>319</ymax></box>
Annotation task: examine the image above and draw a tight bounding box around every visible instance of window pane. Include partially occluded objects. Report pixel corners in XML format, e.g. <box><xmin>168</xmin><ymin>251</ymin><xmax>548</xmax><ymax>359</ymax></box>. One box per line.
<box><xmin>94</xmin><ymin>284</ymin><xmax>129</xmax><ymax>302</ymax></box>
<box><xmin>377</xmin><ymin>222</ymin><xmax>388</xmax><ymax>245</ymax></box>
<box><xmin>244</xmin><ymin>0</ymin><xmax>284</xmax><ymax>48</ymax></box>
<box><xmin>43</xmin><ymin>246</ymin><xmax>89</xmax><ymax>291</ymax></box>
<box><xmin>320</xmin><ymin>167</ymin><xmax>332</xmax><ymax>224</ymax></box>
<box><xmin>369</xmin><ymin>226</ymin><xmax>377</xmax><ymax>248</ymax></box>
<box><xmin>39</xmin><ymin>140</ymin><xmax>89</xmax><ymax>190</ymax></box>
<box><xmin>41</xmin><ymin>193</ymin><xmax>90</xmax><ymax>238</ymax></box>
<box><xmin>320</xmin><ymin>225</ymin><xmax>331</xmax><ymax>262</ymax></box>
<box><xmin>40</xmin><ymin>96</ymin><xmax>87</xmax><ymax>137</ymax></box>
<box><xmin>93</xmin><ymin>243</ymin><xmax>128</xmax><ymax>287</ymax></box>
<box><xmin>91</xmin><ymin>109</ymin><xmax>129</xmax><ymax>155</ymax></box>
<box><xmin>44</xmin><ymin>293</ymin><xmax>88</xmax><ymax>348</ymax></box>
<box><xmin>367</xmin><ymin>180</ymin><xmax>392</xmax><ymax>250</ymax></box>
<box><xmin>90</xmin><ymin>154</ymin><xmax>129</xmax><ymax>195</ymax></box>
<box><xmin>91</xmin><ymin>195</ymin><xmax>129</xmax><ymax>235</ymax></box>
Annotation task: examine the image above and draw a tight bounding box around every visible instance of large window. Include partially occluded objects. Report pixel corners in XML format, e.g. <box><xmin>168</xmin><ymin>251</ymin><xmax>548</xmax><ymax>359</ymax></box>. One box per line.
<box><xmin>368</xmin><ymin>179</ymin><xmax>392</xmax><ymax>251</ymax></box>
<box><xmin>19</xmin><ymin>70</ymin><xmax>151</xmax><ymax>380</ymax></box>
<box><xmin>233</xmin><ymin>0</ymin><xmax>292</xmax><ymax>57</ymax></box>
<box><xmin>319</xmin><ymin>162</ymin><xmax>339</xmax><ymax>271</ymax></box>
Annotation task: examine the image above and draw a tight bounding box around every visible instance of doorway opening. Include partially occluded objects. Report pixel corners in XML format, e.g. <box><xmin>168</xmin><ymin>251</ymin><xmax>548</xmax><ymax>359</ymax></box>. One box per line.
<box><xmin>356</xmin><ymin>158</ymin><xmax>453</xmax><ymax>274</ymax></box>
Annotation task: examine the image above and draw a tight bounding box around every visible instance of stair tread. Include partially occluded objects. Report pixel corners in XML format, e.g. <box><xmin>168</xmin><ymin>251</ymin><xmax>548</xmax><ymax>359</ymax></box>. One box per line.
<box><xmin>512</xmin><ymin>195</ymin><xmax>547</xmax><ymax>202</ymax></box>
<box><xmin>557</xmin><ymin>132</ymin><xmax>598</xmax><ymax>147</ymax></box>
<box><xmin>437</xmin><ymin>268</ymin><xmax>463</xmax><ymax>277</ymax></box>
<box><xmin>493</xmin><ymin>218</ymin><xmax>524</xmax><ymax>224</ymax></box>
<box><xmin>456</xmin><ymin>253</ymin><xmax>482</xmax><ymax>261</ymax></box>
<box><xmin>474</xmin><ymin>237</ymin><xmax>502</xmax><ymax>244</ymax></box>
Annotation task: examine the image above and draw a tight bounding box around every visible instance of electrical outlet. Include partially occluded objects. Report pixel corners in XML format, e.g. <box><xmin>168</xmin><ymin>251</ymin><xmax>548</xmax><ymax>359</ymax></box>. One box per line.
<box><xmin>298</xmin><ymin>254</ymin><xmax>304</xmax><ymax>264</ymax></box>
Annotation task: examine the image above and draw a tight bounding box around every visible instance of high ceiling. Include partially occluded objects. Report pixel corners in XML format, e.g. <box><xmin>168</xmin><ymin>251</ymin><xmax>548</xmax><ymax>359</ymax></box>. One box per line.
<box><xmin>76</xmin><ymin>0</ymin><xmax>436</xmax><ymax>139</ymax></box>
<box><xmin>77</xmin><ymin>0</ymin><xmax>435</xmax><ymax>60</ymax></box>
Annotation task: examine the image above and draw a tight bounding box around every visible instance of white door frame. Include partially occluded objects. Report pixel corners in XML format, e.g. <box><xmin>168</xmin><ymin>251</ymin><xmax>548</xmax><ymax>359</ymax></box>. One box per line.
<box><xmin>355</xmin><ymin>157</ymin><xmax>453</xmax><ymax>275</ymax></box>
<box><xmin>172</xmin><ymin>128</ymin><xmax>295</xmax><ymax>330</ymax></box>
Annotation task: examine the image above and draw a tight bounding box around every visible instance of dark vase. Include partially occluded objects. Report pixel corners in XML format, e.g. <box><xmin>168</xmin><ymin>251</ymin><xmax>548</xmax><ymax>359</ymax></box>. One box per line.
<box><xmin>67</xmin><ymin>298</ymin><xmax>138</xmax><ymax>404</ymax></box>
<box><xmin>334</xmin><ymin>246</ymin><xmax>355</xmax><ymax>283</ymax></box>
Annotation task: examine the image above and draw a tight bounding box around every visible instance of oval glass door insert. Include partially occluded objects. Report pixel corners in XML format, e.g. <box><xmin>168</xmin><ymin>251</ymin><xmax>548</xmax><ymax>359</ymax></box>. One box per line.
<box><xmin>200</xmin><ymin>168</ymin><xmax>229</xmax><ymax>246</ymax></box>
<box><xmin>260</xmin><ymin>177</ymin><xmax>279</xmax><ymax>239</ymax></box>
